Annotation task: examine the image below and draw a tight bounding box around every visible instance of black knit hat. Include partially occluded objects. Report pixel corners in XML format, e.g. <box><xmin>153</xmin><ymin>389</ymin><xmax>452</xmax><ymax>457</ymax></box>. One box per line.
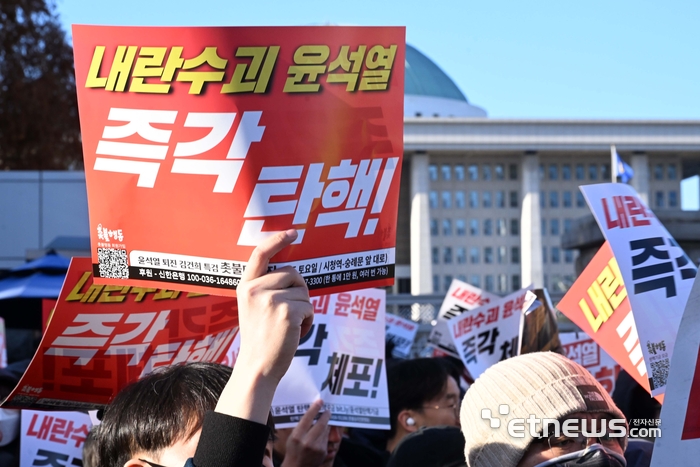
<box><xmin>387</xmin><ymin>426</ymin><xmax>466</xmax><ymax>467</ymax></box>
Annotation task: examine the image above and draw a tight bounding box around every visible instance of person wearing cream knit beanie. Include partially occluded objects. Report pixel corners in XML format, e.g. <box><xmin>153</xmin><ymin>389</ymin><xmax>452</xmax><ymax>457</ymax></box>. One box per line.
<box><xmin>460</xmin><ymin>352</ymin><xmax>629</xmax><ymax>467</ymax></box>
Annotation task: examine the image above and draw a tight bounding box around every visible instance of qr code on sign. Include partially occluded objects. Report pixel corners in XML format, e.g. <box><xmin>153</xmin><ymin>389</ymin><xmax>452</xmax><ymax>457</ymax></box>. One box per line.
<box><xmin>649</xmin><ymin>358</ymin><xmax>669</xmax><ymax>390</ymax></box>
<box><xmin>98</xmin><ymin>248</ymin><xmax>129</xmax><ymax>279</ymax></box>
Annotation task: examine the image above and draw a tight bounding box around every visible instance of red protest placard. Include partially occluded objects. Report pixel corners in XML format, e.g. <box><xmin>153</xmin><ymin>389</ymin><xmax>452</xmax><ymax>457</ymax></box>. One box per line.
<box><xmin>557</xmin><ymin>241</ymin><xmax>662</xmax><ymax>402</ymax></box>
<box><xmin>72</xmin><ymin>26</ymin><xmax>405</xmax><ymax>297</ymax></box>
<box><xmin>1</xmin><ymin>258</ymin><xmax>238</xmax><ymax>410</ymax></box>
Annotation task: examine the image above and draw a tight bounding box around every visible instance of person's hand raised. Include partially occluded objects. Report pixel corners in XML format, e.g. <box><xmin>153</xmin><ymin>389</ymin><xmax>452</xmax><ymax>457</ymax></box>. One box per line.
<box><xmin>280</xmin><ymin>400</ymin><xmax>332</xmax><ymax>467</ymax></box>
<box><xmin>236</xmin><ymin>229</ymin><xmax>314</xmax><ymax>383</ymax></box>
<box><xmin>216</xmin><ymin>229</ymin><xmax>314</xmax><ymax>424</ymax></box>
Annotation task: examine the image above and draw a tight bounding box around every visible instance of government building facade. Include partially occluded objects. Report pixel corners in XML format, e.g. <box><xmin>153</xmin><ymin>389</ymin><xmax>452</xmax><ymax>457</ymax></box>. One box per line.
<box><xmin>392</xmin><ymin>45</ymin><xmax>700</xmax><ymax>299</ymax></box>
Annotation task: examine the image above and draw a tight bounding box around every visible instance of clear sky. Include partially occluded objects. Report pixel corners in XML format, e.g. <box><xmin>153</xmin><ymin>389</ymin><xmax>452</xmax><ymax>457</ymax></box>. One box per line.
<box><xmin>56</xmin><ymin>0</ymin><xmax>700</xmax><ymax>120</ymax></box>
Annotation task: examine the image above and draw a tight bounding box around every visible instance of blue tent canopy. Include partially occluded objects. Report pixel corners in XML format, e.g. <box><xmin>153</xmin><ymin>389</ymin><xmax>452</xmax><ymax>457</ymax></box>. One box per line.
<box><xmin>10</xmin><ymin>252</ymin><xmax>71</xmax><ymax>273</ymax></box>
<box><xmin>0</xmin><ymin>252</ymin><xmax>69</xmax><ymax>301</ymax></box>
<box><xmin>0</xmin><ymin>273</ymin><xmax>67</xmax><ymax>300</ymax></box>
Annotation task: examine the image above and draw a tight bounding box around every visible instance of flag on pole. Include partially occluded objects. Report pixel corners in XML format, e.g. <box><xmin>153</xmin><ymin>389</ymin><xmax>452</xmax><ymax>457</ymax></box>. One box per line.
<box><xmin>611</xmin><ymin>145</ymin><xmax>634</xmax><ymax>183</ymax></box>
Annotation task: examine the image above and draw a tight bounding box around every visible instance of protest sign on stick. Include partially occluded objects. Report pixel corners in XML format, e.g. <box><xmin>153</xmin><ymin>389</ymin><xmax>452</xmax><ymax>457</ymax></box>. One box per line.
<box><xmin>72</xmin><ymin>25</ymin><xmax>405</xmax><ymax>297</ymax></box>
<box><xmin>650</xmin><ymin>275</ymin><xmax>700</xmax><ymax>466</ymax></box>
<box><xmin>580</xmin><ymin>183</ymin><xmax>696</xmax><ymax>396</ymax></box>
<box><xmin>557</xmin><ymin>241</ymin><xmax>659</xmax><ymax>400</ymax></box>
<box><xmin>448</xmin><ymin>288</ymin><xmax>536</xmax><ymax>379</ymax></box>
<box><xmin>520</xmin><ymin>288</ymin><xmax>564</xmax><ymax>355</ymax></box>
<box><xmin>20</xmin><ymin>410</ymin><xmax>92</xmax><ymax>467</ymax></box>
<box><xmin>228</xmin><ymin>288</ymin><xmax>389</xmax><ymax>429</ymax></box>
<box><xmin>428</xmin><ymin>279</ymin><xmax>499</xmax><ymax>357</ymax></box>
<box><xmin>385</xmin><ymin>313</ymin><xmax>419</xmax><ymax>359</ymax></box>
<box><xmin>1</xmin><ymin>258</ymin><xmax>239</xmax><ymax>410</ymax></box>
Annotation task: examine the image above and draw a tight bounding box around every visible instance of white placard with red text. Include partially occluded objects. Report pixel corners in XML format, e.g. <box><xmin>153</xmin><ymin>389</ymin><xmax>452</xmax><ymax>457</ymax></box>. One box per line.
<box><xmin>428</xmin><ymin>279</ymin><xmax>500</xmax><ymax>357</ymax></box>
<box><xmin>581</xmin><ymin>183</ymin><xmax>697</xmax><ymax>396</ymax></box>
<box><xmin>559</xmin><ymin>332</ymin><xmax>621</xmax><ymax>395</ymax></box>
<box><xmin>448</xmin><ymin>288</ymin><xmax>536</xmax><ymax>379</ymax></box>
<box><xmin>20</xmin><ymin>410</ymin><xmax>92</xmax><ymax>467</ymax></box>
<box><xmin>385</xmin><ymin>314</ymin><xmax>419</xmax><ymax>358</ymax></box>
<box><xmin>230</xmin><ymin>289</ymin><xmax>389</xmax><ymax>429</ymax></box>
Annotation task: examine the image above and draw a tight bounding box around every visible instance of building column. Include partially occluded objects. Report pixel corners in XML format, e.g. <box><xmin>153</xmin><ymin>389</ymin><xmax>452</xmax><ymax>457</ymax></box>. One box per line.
<box><xmin>631</xmin><ymin>154</ymin><xmax>650</xmax><ymax>205</ymax></box>
<box><xmin>410</xmin><ymin>152</ymin><xmax>433</xmax><ymax>295</ymax></box>
<box><xmin>520</xmin><ymin>154</ymin><xmax>544</xmax><ymax>288</ymax></box>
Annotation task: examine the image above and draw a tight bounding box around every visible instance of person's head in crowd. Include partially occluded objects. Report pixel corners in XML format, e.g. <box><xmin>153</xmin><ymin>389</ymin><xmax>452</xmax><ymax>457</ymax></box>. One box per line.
<box><xmin>612</xmin><ymin>369</ymin><xmax>661</xmax><ymax>442</ymax></box>
<box><xmin>82</xmin><ymin>428</ymin><xmax>100</xmax><ymax>467</ymax></box>
<box><xmin>273</xmin><ymin>399</ymin><xmax>341</xmax><ymax>467</ymax></box>
<box><xmin>387</xmin><ymin>425</ymin><xmax>466</xmax><ymax>467</ymax></box>
<box><xmin>460</xmin><ymin>352</ymin><xmax>628</xmax><ymax>467</ymax></box>
<box><xmin>386</xmin><ymin>358</ymin><xmax>460</xmax><ymax>453</ymax></box>
<box><xmin>93</xmin><ymin>362</ymin><xmax>275</xmax><ymax>467</ymax></box>
<box><xmin>439</xmin><ymin>355</ymin><xmax>472</xmax><ymax>391</ymax></box>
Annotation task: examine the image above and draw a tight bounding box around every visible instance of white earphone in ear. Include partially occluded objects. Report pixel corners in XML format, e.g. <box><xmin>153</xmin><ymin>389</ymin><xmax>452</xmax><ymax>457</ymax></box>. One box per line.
<box><xmin>406</xmin><ymin>417</ymin><xmax>416</xmax><ymax>426</ymax></box>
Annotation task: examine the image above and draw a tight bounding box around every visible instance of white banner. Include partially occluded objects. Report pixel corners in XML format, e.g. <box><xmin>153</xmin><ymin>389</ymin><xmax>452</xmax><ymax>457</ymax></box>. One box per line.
<box><xmin>581</xmin><ymin>183</ymin><xmax>697</xmax><ymax>396</ymax></box>
<box><xmin>428</xmin><ymin>279</ymin><xmax>500</xmax><ymax>357</ymax></box>
<box><xmin>230</xmin><ymin>289</ymin><xmax>389</xmax><ymax>429</ymax></box>
<box><xmin>385</xmin><ymin>314</ymin><xmax>419</xmax><ymax>358</ymax></box>
<box><xmin>559</xmin><ymin>332</ymin><xmax>621</xmax><ymax>394</ymax></box>
<box><xmin>448</xmin><ymin>288</ymin><xmax>535</xmax><ymax>379</ymax></box>
<box><xmin>650</xmin><ymin>275</ymin><xmax>700</xmax><ymax>466</ymax></box>
<box><xmin>20</xmin><ymin>410</ymin><xmax>92</xmax><ymax>467</ymax></box>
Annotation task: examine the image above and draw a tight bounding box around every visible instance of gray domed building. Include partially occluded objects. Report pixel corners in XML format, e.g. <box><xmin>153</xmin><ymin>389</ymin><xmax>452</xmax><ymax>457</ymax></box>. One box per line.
<box><xmin>394</xmin><ymin>45</ymin><xmax>700</xmax><ymax>300</ymax></box>
<box><xmin>404</xmin><ymin>44</ymin><xmax>486</xmax><ymax>118</ymax></box>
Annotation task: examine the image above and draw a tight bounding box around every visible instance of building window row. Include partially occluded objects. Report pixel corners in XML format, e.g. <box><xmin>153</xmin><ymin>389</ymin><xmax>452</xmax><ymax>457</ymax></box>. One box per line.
<box><xmin>540</xmin><ymin>218</ymin><xmax>574</xmax><ymax>236</ymax></box>
<box><xmin>542</xmin><ymin>247</ymin><xmax>576</xmax><ymax>264</ymax></box>
<box><xmin>429</xmin><ymin>163</ymin><xmax>519</xmax><ymax>182</ymax></box>
<box><xmin>433</xmin><ymin>274</ymin><xmax>521</xmax><ymax>293</ymax></box>
<box><xmin>429</xmin><ymin>161</ymin><xmax>678</xmax><ymax>184</ymax></box>
<box><xmin>655</xmin><ymin>190</ymin><xmax>679</xmax><ymax>208</ymax></box>
<box><xmin>432</xmin><ymin>246</ymin><xmax>520</xmax><ymax>265</ymax></box>
<box><xmin>431</xmin><ymin>218</ymin><xmax>519</xmax><ymax>237</ymax></box>
<box><xmin>540</xmin><ymin>163</ymin><xmax>610</xmax><ymax>182</ymax></box>
<box><xmin>430</xmin><ymin>190</ymin><xmax>520</xmax><ymax>209</ymax></box>
<box><xmin>653</xmin><ymin>163</ymin><xmax>678</xmax><ymax>181</ymax></box>
<box><xmin>540</xmin><ymin>190</ymin><xmax>586</xmax><ymax>209</ymax></box>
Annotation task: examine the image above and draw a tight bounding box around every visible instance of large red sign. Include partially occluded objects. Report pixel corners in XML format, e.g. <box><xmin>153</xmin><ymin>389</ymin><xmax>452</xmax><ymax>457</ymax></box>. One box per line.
<box><xmin>73</xmin><ymin>26</ymin><xmax>405</xmax><ymax>296</ymax></box>
<box><xmin>2</xmin><ymin>258</ymin><xmax>238</xmax><ymax>410</ymax></box>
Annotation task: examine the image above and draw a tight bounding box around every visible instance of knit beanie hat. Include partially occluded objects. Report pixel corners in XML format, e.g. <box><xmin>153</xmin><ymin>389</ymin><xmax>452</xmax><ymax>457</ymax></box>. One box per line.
<box><xmin>460</xmin><ymin>352</ymin><xmax>627</xmax><ymax>467</ymax></box>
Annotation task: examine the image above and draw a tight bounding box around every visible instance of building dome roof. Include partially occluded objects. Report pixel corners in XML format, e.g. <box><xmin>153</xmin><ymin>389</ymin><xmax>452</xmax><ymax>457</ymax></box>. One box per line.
<box><xmin>405</xmin><ymin>44</ymin><xmax>468</xmax><ymax>102</ymax></box>
<box><xmin>404</xmin><ymin>44</ymin><xmax>487</xmax><ymax>118</ymax></box>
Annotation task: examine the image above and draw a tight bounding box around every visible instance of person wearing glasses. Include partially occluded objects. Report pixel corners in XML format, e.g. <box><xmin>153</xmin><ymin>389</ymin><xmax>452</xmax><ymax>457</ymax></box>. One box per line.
<box><xmin>385</xmin><ymin>358</ymin><xmax>462</xmax><ymax>454</ymax></box>
<box><xmin>459</xmin><ymin>352</ymin><xmax>628</xmax><ymax>467</ymax></box>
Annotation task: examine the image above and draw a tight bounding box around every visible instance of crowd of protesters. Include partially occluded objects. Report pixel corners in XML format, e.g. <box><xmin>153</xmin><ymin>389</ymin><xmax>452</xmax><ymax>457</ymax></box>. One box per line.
<box><xmin>0</xmin><ymin>230</ymin><xmax>660</xmax><ymax>467</ymax></box>
<box><xmin>85</xmin><ymin>230</ymin><xmax>657</xmax><ymax>467</ymax></box>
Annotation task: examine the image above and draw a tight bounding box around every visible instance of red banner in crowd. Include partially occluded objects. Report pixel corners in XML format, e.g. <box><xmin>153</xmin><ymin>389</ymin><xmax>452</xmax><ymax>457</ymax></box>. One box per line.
<box><xmin>72</xmin><ymin>25</ymin><xmax>405</xmax><ymax>296</ymax></box>
<box><xmin>557</xmin><ymin>241</ymin><xmax>661</xmax><ymax>402</ymax></box>
<box><xmin>1</xmin><ymin>258</ymin><xmax>238</xmax><ymax>410</ymax></box>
